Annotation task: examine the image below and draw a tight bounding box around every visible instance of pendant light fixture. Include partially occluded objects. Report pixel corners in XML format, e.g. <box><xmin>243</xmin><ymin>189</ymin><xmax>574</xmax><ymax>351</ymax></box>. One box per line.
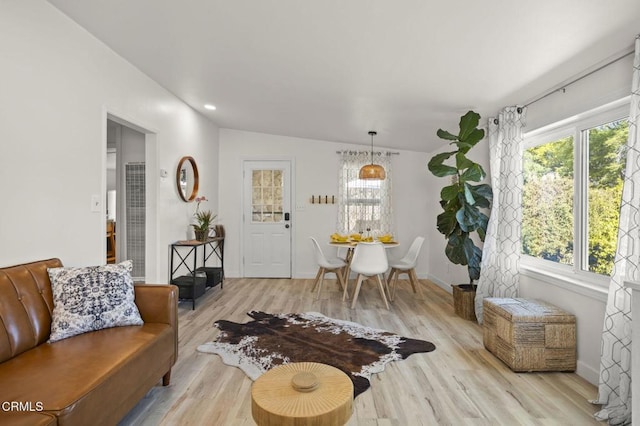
<box><xmin>359</xmin><ymin>131</ymin><xmax>386</xmax><ymax>180</ymax></box>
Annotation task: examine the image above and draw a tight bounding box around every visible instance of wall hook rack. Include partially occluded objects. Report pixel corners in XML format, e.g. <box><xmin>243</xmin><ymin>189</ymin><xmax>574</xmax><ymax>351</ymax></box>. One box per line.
<box><xmin>310</xmin><ymin>195</ymin><xmax>335</xmax><ymax>204</ymax></box>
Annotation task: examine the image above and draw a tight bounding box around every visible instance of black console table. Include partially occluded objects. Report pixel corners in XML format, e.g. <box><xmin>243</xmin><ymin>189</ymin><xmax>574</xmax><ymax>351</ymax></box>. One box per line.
<box><xmin>169</xmin><ymin>237</ymin><xmax>225</xmax><ymax>309</ymax></box>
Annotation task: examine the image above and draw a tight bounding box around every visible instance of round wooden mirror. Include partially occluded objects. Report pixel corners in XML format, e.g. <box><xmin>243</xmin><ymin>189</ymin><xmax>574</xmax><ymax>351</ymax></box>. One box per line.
<box><xmin>176</xmin><ymin>156</ymin><xmax>199</xmax><ymax>202</ymax></box>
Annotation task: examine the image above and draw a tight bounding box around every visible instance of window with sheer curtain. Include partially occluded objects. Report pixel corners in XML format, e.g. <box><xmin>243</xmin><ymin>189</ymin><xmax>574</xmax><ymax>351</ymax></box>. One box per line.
<box><xmin>336</xmin><ymin>151</ymin><xmax>393</xmax><ymax>235</ymax></box>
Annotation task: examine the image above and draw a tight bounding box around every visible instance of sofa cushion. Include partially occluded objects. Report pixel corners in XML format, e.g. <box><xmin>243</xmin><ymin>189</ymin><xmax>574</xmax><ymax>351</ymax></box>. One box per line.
<box><xmin>0</xmin><ymin>323</ymin><xmax>174</xmax><ymax>426</ymax></box>
<box><xmin>47</xmin><ymin>260</ymin><xmax>143</xmax><ymax>342</ymax></box>
<box><xmin>0</xmin><ymin>258</ymin><xmax>61</xmax><ymax>363</ymax></box>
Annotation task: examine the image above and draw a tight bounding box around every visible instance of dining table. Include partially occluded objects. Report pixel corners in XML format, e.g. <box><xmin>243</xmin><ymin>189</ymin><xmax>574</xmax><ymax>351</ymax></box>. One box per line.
<box><xmin>327</xmin><ymin>239</ymin><xmax>400</xmax><ymax>299</ymax></box>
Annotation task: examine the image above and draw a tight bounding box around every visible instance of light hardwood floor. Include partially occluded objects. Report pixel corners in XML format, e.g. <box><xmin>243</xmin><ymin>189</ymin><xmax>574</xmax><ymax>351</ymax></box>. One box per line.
<box><xmin>120</xmin><ymin>278</ymin><xmax>604</xmax><ymax>425</ymax></box>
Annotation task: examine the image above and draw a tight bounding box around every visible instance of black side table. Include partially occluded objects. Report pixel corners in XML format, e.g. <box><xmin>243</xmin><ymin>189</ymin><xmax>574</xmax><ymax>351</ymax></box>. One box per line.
<box><xmin>169</xmin><ymin>237</ymin><xmax>225</xmax><ymax>309</ymax></box>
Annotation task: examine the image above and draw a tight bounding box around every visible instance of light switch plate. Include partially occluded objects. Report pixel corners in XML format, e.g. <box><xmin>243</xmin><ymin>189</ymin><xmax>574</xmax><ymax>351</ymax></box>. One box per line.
<box><xmin>91</xmin><ymin>194</ymin><xmax>101</xmax><ymax>212</ymax></box>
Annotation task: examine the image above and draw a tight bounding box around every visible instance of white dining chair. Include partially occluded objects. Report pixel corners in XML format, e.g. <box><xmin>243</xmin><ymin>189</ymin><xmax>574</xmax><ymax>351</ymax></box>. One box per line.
<box><xmin>335</xmin><ymin>246</ymin><xmax>350</xmax><ymax>264</ymax></box>
<box><xmin>387</xmin><ymin>236</ymin><xmax>425</xmax><ymax>301</ymax></box>
<box><xmin>346</xmin><ymin>242</ymin><xmax>390</xmax><ymax>309</ymax></box>
<box><xmin>310</xmin><ymin>237</ymin><xmax>347</xmax><ymax>300</ymax></box>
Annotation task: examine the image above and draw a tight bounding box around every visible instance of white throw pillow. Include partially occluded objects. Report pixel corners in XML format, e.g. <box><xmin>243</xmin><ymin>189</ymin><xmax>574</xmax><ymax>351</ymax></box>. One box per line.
<box><xmin>47</xmin><ymin>260</ymin><xmax>143</xmax><ymax>343</ymax></box>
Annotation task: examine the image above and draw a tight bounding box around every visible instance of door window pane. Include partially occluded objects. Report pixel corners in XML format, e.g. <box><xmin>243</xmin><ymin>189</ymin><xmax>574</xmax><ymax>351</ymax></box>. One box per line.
<box><xmin>273</xmin><ymin>170</ymin><xmax>283</xmax><ymax>186</ymax></box>
<box><xmin>251</xmin><ymin>169</ymin><xmax>284</xmax><ymax>223</ymax></box>
<box><xmin>252</xmin><ymin>170</ymin><xmax>262</xmax><ymax>186</ymax></box>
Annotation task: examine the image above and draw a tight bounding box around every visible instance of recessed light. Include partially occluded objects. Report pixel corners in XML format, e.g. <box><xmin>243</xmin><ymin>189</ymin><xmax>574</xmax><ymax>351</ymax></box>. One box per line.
<box><xmin>204</xmin><ymin>104</ymin><xmax>216</xmax><ymax>111</ymax></box>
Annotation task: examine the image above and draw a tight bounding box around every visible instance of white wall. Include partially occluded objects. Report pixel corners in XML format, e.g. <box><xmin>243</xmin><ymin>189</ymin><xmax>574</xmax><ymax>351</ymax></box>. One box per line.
<box><xmin>120</xmin><ymin>125</ymin><xmax>146</xmax><ymax>164</ymax></box>
<box><xmin>526</xmin><ymin>53</ymin><xmax>634</xmax><ymax>131</ymax></box>
<box><xmin>218</xmin><ymin>129</ymin><xmax>432</xmax><ymax>279</ymax></box>
<box><xmin>0</xmin><ymin>1</ymin><xmax>219</xmax><ymax>283</ymax></box>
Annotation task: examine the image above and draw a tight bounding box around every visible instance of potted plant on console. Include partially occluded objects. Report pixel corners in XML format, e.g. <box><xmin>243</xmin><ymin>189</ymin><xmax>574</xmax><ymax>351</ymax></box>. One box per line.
<box><xmin>192</xmin><ymin>196</ymin><xmax>217</xmax><ymax>242</ymax></box>
<box><xmin>427</xmin><ymin>111</ymin><xmax>492</xmax><ymax>321</ymax></box>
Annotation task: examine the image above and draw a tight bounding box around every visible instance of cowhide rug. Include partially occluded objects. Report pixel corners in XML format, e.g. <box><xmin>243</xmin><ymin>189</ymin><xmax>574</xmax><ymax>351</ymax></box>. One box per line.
<box><xmin>197</xmin><ymin>311</ymin><xmax>436</xmax><ymax>397</ymax></box>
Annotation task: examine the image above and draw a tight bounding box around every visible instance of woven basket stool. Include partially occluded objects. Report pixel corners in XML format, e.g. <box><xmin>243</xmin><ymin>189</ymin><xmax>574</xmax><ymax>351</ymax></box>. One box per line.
<box><xmin>483</xmin><ymin>298</ymin><xmax>576</xmax><ymax>372</ymax></box>
<box><xmin>251</xmin><ymin>362</ymin><xmax>353</xmax><ymax>426</ymax></box>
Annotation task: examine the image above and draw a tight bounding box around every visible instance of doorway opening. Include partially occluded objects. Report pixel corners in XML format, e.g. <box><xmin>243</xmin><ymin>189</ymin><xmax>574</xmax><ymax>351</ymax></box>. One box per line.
<box><xmin>106</xmin><ymin>118</ymin><xmax>146</xmax><ymax>281</ymax></box>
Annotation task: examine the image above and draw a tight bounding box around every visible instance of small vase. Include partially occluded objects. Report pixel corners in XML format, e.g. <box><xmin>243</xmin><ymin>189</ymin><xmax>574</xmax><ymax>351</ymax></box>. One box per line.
<box><xmin>194</xmin><ymin>228</ymin><xmax>209</xmax><ymax>242</ymax></box>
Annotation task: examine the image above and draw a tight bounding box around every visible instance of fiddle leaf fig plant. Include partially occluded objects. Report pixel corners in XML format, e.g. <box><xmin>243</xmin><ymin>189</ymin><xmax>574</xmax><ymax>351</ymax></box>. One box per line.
<box><xmin>428</xmin><ymin>111</ymin><xmax>492</xmax><ymax>287</ymax></box>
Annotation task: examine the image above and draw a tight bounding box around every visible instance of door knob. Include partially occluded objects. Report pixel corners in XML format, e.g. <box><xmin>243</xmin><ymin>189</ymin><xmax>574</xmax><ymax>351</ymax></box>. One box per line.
<box><xmin>285</xmin><ymin>224</ymin><xmax>290</xmax><ymax>229</ymax></box>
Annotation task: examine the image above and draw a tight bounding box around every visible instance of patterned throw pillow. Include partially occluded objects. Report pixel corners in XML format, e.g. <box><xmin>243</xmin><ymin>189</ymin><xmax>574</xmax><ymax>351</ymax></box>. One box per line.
<box><xmin>47</xmin><ymin>260</ymin><xmax>143</xmax><ymax>343</ymax></box>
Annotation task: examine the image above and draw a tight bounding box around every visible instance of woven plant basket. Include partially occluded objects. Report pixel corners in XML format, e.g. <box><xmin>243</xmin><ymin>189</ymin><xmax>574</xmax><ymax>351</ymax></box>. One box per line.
<box><xmin>194</xmin><ymin>228</ymin><xmax>209</xmax><ymax>242</ymax></box>
<box><xmin>452</xmin><ymin>284</ymin><xmax>477</xmax><ymax>321</ymax></box>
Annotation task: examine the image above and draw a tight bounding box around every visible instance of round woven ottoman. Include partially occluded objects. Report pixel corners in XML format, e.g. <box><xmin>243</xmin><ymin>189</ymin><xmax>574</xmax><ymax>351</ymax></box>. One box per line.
<box><xmin>251</xmin><ymin>362</ymin><xmax>353</xmax><ymax>426</ymax></box>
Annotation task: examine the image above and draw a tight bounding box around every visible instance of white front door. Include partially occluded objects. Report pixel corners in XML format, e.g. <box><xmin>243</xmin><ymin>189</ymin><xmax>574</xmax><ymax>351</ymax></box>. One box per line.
<box><xmin>243</xmin><ymin>160</ymin><xmax>292</xmax><ymax>278</ymax></box>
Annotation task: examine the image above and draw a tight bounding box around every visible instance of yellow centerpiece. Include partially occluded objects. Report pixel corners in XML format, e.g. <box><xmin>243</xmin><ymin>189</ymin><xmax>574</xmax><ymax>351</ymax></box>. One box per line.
<box><xmin>330</xmin><ymin>233</ymin><xmax>349</xmax><ymax>243</ymax></box>
<box><xmin>377</xmin><ymin>234</ymin><xmax>393</xmax><ymax>243</ymax></box>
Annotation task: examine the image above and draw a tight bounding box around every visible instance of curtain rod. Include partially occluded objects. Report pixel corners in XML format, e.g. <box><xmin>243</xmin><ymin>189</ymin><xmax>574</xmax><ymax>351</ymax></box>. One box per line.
<box><xmin>336</xmin><ymin>150</ymin><xmax>400</xmax><ymax>156</ymax></box>
<box><xmin>523</xmin><ymin>48</ymin><xmax>635</xmax><ymax>109</ymax></box>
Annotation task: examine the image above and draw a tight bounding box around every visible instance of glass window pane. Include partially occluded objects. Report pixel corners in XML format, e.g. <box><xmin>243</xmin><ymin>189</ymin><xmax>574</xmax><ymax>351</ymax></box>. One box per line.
<box><xmin>274</xmin><ymin>187</ymin><xmax>282</xmax><ymax>206</ymax></box>
<box><xmin>587</xmin><ymin>119</ymin><xmax>627</xmax><ymax>275</ymax></box>
<box><xmin>263</xmin><ymin>188</ymin><xmax>274</xmax><ymax>205</ymax></box>
<box><xmin>522</xmin><ymin>136</ymin><xmax>574</xmax><ymax>266</ymax></box>
<box><xmin>252</xmin><ymin>170</ymin><xmax>262</xmax><ymax>187</ymax></box>
<box><xmin>252</xmin><ymin>204</ymin><xmax>262</xmax><ymax>222</ymax></box>
<box><xmin>251</xmin><ymin>168</ymin><xmax>286</xmax><ymax>222</ymax></box>
<box><xmin>252</xmin><ymin>188</ymin><xmax>262</xmax><ymax>205</ymax></box>
<box><xmin>273</xmin><ymin>170</ymin><xmax>283</xmax><ymax>186</ymax></box>
<box><xmin>263</xmin><ymin>205</ymin><xmax>273</xmax><ymax>222</ymax></box>
<box><xmin>263</xmin><ymin>170</ymin><xmax>273</xmax><ymax>186</ymax></box>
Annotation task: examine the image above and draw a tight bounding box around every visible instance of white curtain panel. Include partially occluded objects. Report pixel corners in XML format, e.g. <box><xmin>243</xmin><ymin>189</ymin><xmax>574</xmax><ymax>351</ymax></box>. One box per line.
<box><xmin>336</xmin><ymin>151</ymin><xmax>393</xmax><ymax>235</ymax></box>
<box><xmin>594</xmin><ymin>36</ymin><xmax>640</xmax><ymax>425</ymax></box>
<box><xmin>474</xmin><ymin>106</ymin><xmax>527</xmax><ymax>323</ymax></box>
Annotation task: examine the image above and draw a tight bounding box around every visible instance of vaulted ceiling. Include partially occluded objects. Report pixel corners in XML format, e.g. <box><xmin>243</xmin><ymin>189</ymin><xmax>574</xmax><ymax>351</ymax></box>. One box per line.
<box><xmin>48</xmin><ymin>0</ymin><xmax>640</xmax><ymax>152</ymax></box>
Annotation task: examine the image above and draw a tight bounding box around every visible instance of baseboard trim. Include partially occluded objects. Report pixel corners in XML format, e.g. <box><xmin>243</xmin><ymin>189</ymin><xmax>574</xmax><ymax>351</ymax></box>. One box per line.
<box><xmin>294</xmin><ymin>272</ymin><xmax>319</xmax><ymax>279</ymax></box>
<box><xmin>426</xmin><ymin>274</ymin><xmax>453</xmax><ymax>294</ymax></box>
<box><xmin>577</xmin><ymin>360</ymin><xmax>600</xmax><ymax>386</ymax></box>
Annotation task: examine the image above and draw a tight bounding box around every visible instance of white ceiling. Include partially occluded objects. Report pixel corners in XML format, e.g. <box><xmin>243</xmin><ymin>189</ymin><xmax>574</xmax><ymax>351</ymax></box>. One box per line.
<box><xmin>48</xmin><ymin>0</ymin><xmax>640</xmax><ymax>152</ymax></box>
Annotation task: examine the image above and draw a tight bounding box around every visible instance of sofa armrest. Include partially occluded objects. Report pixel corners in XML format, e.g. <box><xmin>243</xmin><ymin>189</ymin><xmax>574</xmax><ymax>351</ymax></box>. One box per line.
<box><xmin>134</xmin><ymin>284</ymin><xmax>178</xmax><ymax>325</ymax></box>
<box><xmin>134</xmin><ymin>284</ymin><xmax>178</xmax><ymax>361</ymax></box>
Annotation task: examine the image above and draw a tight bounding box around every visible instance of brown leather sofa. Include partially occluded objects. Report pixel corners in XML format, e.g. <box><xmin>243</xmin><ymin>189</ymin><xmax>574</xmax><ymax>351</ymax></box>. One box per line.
<box><xmin>0</xmin><ymin>258</ymin><xmax>178</xmax><ymax>425</ymax></box>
